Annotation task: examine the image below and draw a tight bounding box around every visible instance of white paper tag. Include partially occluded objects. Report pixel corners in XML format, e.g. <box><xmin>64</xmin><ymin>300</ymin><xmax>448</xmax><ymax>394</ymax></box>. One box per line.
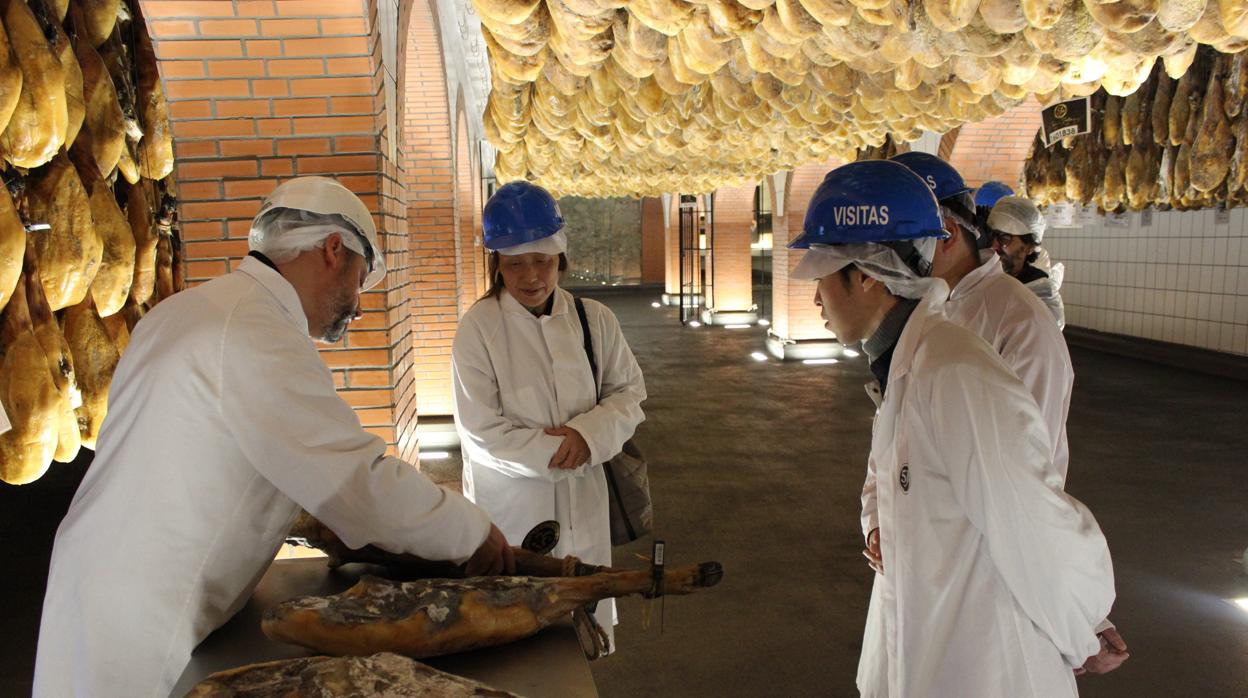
<box><xmin>1216</xmin><ymin>207</ymin><xmax>1230</xmax><ymax>225</ymax></box>
<box><xmin>1140</xmin><ymin>209</ymin><xmax>1153</xmax><ymax>227</ymax></box>
<box><xmin>1077</xmin><ymin>204</ymin><xmax>1099</xmax><ymax>226</ymax></box>
<box><xmin>0</xmin><ymin>400</ymin><xmax>10</xmax><ymax>436</ymax></box>
<box><xmin>1106</xmin><ymin>212</ymin><xmax>1130</xmax><ymax>228</ymax></box>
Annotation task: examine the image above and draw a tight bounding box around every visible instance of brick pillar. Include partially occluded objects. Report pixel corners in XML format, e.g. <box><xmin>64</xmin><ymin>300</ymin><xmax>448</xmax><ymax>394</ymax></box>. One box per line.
<box><xmin>705</xmin><ymin>182</ymin><xmax>758</xmax><ymax>324</ymax></box>
<box><xmin>948</xmin><ymin>99</ymin><xmax>1043</xmax><ymax>188</ymax></box>
<box><xmin>640</xmin><ymin>197</ymin><xmax>665</xmax><ymax>285</ymax></box>
<box><xmin>146</xmin><ymin>0</ymin><xmax>410</xmax><ymax>450</ymax></box>
<box><xmin>662</xmin><ymin>193</ymin><xmax>681</xmax><ymax>302</ymax></box>
<box><xmin>767</xmin><ymin>163</ymin><xmax>845</xmax><ymax>359</ymax></box>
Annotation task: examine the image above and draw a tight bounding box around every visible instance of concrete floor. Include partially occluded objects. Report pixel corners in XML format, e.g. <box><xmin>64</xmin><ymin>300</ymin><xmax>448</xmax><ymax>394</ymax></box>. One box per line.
<box><xmin>3</xmin><ymin>288</ymin><xmax>1247</xmax><ymax>696</ymax></box>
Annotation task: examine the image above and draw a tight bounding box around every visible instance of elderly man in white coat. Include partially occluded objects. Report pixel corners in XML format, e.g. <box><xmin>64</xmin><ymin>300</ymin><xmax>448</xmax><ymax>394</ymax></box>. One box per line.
<box><xmin>792</xmin><ymin>161</ymin><xmax>1116</xmax><ymax>698</ymax></box>
<box><xmin>452</xmin><ymin>181</ymin><xmax>647</xmax><ymax>651</ymax></box>
<box><xmin>889</xmin><ymin>155</ymin><xmax>1128</xmax><ymax>675</ymax></box>
<box><xmin>33</xmin><ymin>177</ymin><xmax>513</xmax><ymax>698</ymax></box>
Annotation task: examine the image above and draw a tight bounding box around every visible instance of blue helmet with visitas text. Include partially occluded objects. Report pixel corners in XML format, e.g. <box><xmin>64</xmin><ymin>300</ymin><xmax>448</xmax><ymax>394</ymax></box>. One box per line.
<box><xmin>482</xmin><ymin>181</ymin><xmax>565</xmax><ymax>252</ymax></box>
<box><xmin>788</xmin><ymin>160</ymin><xmax>947</xmax><ymax>250</ymax></box>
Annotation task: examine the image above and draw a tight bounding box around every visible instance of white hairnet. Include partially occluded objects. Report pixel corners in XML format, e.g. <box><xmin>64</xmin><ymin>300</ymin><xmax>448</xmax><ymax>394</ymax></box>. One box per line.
<box><xmin>792</xmin><ymin>239</ymin><xmax>942</xmax><ymax>300</ymax></box>
<box><xmin>495</xmin><ymin>230</ymin><xmax>568</xmax><ymax>257</ymax></box>
<box><xmin>249</xmin><ymin>208</ymin><xmax>371</xmax><ymax>266</ymax></box>
<box><xmin>988</xmin><ymin>196</ymin><xmax>1046</xmax><ymax>242</ymax></box>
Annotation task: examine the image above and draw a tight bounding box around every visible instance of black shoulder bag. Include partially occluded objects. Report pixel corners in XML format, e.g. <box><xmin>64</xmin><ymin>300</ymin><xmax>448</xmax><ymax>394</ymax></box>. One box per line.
<box><xmin>573</xmin><ymin>297</ymin><xmax>652</xmax><ymax>546</ymax></box>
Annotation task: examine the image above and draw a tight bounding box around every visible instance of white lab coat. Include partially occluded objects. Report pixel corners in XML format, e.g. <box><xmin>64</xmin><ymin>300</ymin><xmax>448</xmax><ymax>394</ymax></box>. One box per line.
<box><xmin>944</xmin><ymin>252</ymin><xmax>1074</xmax><ymax>480</ymax></box>
<box><xmin>34</xmin><ymin>257</ymin><xmax>490</xmax><ymax>698</ymax></box>
<box><xmin>452</xmin><ymin>288</ymin><xmax>646</xmax><ymax>643</ymax></box>
<box><xmin>856</xmin><ymin>285</ymin><xmax>1114</xmax><ymax>698</ymax></box>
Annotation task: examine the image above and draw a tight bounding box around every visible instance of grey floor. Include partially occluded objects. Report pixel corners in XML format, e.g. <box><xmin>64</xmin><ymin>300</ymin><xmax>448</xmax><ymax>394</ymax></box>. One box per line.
<box><xmin>3</xmin><ymin>288</ymin><xmax>1247</xmax><ymax>697</ymax></box>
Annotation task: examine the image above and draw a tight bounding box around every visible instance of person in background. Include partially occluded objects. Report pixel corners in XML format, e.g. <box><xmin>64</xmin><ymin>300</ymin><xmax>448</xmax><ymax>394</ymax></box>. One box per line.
<box><xmin>891</xmin><ymin>153</ymin><xmax>1128</xmax><ymax>676</ymax></box>
<box><xmin>451</xmin><ymin>181</ymin><xmax>647</xmax><ymax>651</ymax></box>
<box><xmin>989</xmin><ymin>195</ymin><xmax>1067</xmax><ymax>329</ymax></box>
<box><xmin>34</xmin><ymin>177</ymin><xmax>512</xmax><ymax>698</ymax></box>
<box><xmin>788</xmin><ymin>160</ymin><xmax>1116</xmax><ymax>698</ymax></box>
<box><xmin>973</xmin><ymin>180</ymin><xmax>1015</xmax><ymax>225</ymax></box>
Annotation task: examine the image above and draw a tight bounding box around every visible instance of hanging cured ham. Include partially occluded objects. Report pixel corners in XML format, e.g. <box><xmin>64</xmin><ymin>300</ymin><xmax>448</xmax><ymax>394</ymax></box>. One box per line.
<box><xmin>127</xmin><ymin>179</ymin><xmax>158</xmax><ymax>306</ymax></box>
<box><xmin>0</xmin><ymin>0</ymin><xmax>67</xmax><ymax>169</ymax></box>
<box><xmin>132</xmin><ymin>8</ymin><xmax>172</xmax><ymax>180</ymax></box>
<box><xmin>71</xmin><ymin>137</ymin><xmax>134</xmax><ymax>317</ymax></box>
<box><xmin>1190</xmin><ymin>53</ymin><xmax>1233</xmax><ymax>192</ymax></box>
<box><xmin>26</xmin><ymin>153</ymin><xmax>102</xmax><ymax>311</ymax></box>
<box><xmin>471</xmin><ymin>0</ymin><xmax>1248</xmax><ymax>196</ymax></box>
<box><xmin>0</xmin><ymin>268</ymin><xmax>58</xmax><ymax>484</ymax></box>
<box><xmin>0</xmin><ymin>178</ymin><xmax>22</xmax><ymax>316</ymax></box>
<box><xmin>62</xmin><ymin>295</ymin><xmax>120</xmax><ymax>449</ymax></box>
<box><xmin>23</xmin><ymin>243</ymin><xmax>80</xmax><ymax>464</ymax></box>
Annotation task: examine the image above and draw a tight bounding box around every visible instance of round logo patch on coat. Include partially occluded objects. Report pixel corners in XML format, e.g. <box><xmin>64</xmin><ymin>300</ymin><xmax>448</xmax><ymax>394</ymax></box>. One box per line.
<box><xmin>899</xmin><ymin>465</ymin><xmax>910</xmax><ymax>493</ymax></box>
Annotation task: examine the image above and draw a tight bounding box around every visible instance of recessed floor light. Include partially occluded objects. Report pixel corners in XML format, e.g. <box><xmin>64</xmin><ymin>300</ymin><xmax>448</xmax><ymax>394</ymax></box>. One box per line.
<box><xmin>841</xmin><ymin>349</ymin><xmax>860</xmax><ymax>358</ymax></box>
<box><xmin>420</xmin><ymin>451</ymin><xmax>450</xmax><ymax>460</ymax></box>
<box><xmin>803</xmin><ymin>358</ymin><xmax>839</xmax><ymax>365</ymax></box>
<box><xmin>725</xmin><ymin>324</ymin><xmax>752</xmax><ymax>329</ymax></box>
<box><xmin>651</xmin><ymin>302</ymin><xmax>662</xmax><ymax>308</ymax></box>
<box><xmin>1231</xmin><ymin>598</ymin><xmax>1248</xmax><ymax>613</ymax></box>
<box><xmin>688</xmin><ymin>321</ymin><xmax>702</xmax><ymax>328</ymax></box>
<box><xmin>757</xmin><ymin>319</ymin><xmax>770</xmax><ymax>326</ymax></box>
<box><xmin>750</xmin><ymin>352</ymin><xmax>768</xmax><ymax>362</ymax></box>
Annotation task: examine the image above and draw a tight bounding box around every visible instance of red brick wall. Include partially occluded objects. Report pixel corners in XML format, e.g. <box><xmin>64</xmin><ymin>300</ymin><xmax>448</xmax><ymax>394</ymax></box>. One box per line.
<box><xmin>640</xmin><ymin>197</ymin><xmax>665</xmax><ymax>285</ymax></box>
<box><xmin>711</xmin><ymin>183</ymin><xmax>757</xmax><ymax>313</ymax></box>
<box><xmin>947</xmin><ymin>100</ymin><xmax>1043</xmax><ymax>188</ymax></box>
<box><xmin>772</xmin><ymin>162</ymin><xmax>840</xmax><ymax>342</ymax></box>
<box><xmin>144</xmin><ymin>0</ymin><xmax>406</xmax><ymax>449</ymax></box>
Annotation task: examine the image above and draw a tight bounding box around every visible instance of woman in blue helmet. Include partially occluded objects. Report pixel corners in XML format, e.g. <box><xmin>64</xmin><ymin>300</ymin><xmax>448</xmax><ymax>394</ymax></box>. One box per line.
<box><xmin>789</xmin><ymin>161</ymin><xmax>1115</xmax><ymax>698</ymax></box>
<box><xmin>450</xmin><ymin>181</ymin><xmax>647</xmax><ymax>649</ymax></box>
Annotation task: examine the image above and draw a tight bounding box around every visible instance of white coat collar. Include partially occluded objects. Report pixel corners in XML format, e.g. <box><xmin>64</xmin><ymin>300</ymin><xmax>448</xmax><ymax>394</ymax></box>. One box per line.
<box><xmin>887</xmin><ymin>279</ymin><xmax>950</xmax><ymax>386</ymax></box>
<box><xmin>498</xmin><ymin>287</ymin><xmax>570</xmax><ymax>319</ymax></box>
<box><xmin>237</xmin><ymin>256</ymin><xmax>310</xmax><ymax>335</ymax></box>
<box><xmin>948</xmin><ymin>250</ymin><xmax>1003</xmax><ymax>302</ymax></box>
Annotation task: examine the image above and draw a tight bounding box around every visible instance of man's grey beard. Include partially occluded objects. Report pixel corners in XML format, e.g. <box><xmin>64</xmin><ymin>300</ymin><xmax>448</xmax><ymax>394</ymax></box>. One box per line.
<box><xmin>320</xmin><ymin>309</ymin><xmax>353</xmax><ymax>343</ymax></box>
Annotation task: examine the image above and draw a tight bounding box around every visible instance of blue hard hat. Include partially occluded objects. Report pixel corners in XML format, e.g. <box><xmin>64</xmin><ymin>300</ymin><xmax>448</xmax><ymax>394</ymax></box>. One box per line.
<box><xmin>890</xmin><ymin>152</ymin><xmax>972</xmax><ymax>203</ymax></box>
<box><xmin>974</xmin><ymin>181</ymin><xmax>1015</xmax><ymax>208</ymax></box>
<box><xmin>788</xmin><ymin>160</ymin><xmax>947</xmax><ymax>249</ymax></box>
<box><xmin>482</xmin><ymin>181</ymin><xmax>565</xmax><ymax>251</ymax></box>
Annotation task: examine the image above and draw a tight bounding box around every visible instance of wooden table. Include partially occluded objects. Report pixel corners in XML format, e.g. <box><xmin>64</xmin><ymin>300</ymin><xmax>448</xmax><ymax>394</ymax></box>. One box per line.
<box><xmin>171</xmin><ymin>558</ymin><xmax>599</xmax><ymax>697</ymax></box>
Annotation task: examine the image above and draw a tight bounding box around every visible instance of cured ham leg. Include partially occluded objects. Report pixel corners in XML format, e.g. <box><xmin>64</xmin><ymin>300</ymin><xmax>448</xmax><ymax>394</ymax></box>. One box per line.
<box><xmin>186</xmin><ymin>653</ymin><xmax>522</xmax><ymax>698</ymax></box>
<box><xmin>263</xmin><ymin>563</ymin><xmax>724</xmax><ymax>659</ymax></box>
<box><xmin>287</xmin><ymin>512</ymin><xmax>606</xmax><ymax>580</ymax></box>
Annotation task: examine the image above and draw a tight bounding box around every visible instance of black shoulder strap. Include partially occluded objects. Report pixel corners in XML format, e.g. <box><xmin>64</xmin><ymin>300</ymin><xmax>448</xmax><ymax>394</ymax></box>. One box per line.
<box><xmin>573</xmin><ymin>297</ymin><xmax>600</xmax><ymax>399</ymax></box>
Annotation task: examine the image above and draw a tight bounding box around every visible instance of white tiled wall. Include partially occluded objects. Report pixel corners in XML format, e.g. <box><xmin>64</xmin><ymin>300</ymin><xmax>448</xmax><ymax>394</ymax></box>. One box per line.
<box><xmin>1041</xmin><ymin>207</ymin><xmax>1248</xmax><ymax>357</ymax></box>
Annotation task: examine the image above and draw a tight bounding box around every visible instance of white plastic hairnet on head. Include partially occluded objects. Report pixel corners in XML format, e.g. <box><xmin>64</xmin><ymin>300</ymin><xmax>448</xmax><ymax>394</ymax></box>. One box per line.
<box><xmin>988</xmin><ymin>196</ymin><xmax>1046</xmax><ymax>243</ymax></box>
<box><xmin>495</xmin><ymin>230</ymin><xmax>568</xmax><ymax>257</ymax></box>
<box><xmin>249</xmin><ymin>207</ymin><xmax>370</xmax><ymax>266</ymax></box>
<box><xmin>792</xmin><ymin>239</ymin><xmax>942</xmax><ymax>300</ymax></box>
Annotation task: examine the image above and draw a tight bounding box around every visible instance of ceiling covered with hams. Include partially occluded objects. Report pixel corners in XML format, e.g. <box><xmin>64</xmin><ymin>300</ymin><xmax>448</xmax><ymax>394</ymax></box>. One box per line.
<box><xmin>469</xmin><ymin>0</ymin><xmax>1248</xmax><ymax>197</ymax></box>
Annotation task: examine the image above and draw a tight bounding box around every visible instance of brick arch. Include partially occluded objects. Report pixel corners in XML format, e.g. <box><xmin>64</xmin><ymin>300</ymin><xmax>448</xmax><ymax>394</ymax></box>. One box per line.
<box><xmin>946</xmin><ymin>100</ymin><xmax>1044</xmax><ymax>188</ymax></box>
<box><xmin>396</xmin><ymin>0</ymin><xmax>459</xmax><ymax>434</ymax></box>
<box><xmin>454</xmin><ymin>95</ymin><xmax>484</xmax><ymax>315</ymax></box>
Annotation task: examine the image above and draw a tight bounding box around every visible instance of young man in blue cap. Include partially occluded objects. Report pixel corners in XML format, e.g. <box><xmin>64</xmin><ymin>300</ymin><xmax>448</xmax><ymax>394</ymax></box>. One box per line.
<box><xmin>790</xmin><ymin>160</ymin><xmax>1116</xmax><ymax>697</ymax></box>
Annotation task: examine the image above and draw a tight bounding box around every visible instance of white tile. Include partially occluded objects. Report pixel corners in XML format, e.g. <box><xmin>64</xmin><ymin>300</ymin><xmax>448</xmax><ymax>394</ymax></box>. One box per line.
<box><xmin>1185</xmin><ymin>318</ymin><xmax>1198</xmax><ymax>345</ymax></box>
<box><xmin>1237</xmin><ymin>296</ymin><xmax>1248</xmax><ymax>324</ymax></box>
<box><xmin>1201</xmin><ymin>238</ymin><xmax>1216</xmax><ymax>265</ymax></box>
<box><xmin>1186</xmin><ymin>293</ymin><xmax>1200</xmax><ymax>319</ymax></box>
<box><xmin>1216</xmin><ymin>237</ymin><xmax>1229</xmax><ymax>263</ymax></box>
<box><xmin>1235</xmin><ymin>325</ymin><xmax>1248</xmax><ymax>355</ymax></box>
<box><xmin>1220</xmin><ymin>324</ymin><xmax>1235</xmax><ymax>353</ymax></box>
<box><xmin>1213</xmin><ymin>267</ymin><xmax>1228</xmax><ymax>294</ymax></box>
<box><xmin>1199</xmin><ymin>267</ymin><xmax>1213</xmax><ymax>294</ymax></box>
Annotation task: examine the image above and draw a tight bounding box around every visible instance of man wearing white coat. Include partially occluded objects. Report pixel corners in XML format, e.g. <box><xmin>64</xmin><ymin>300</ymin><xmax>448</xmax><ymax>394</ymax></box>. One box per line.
<box><xmin>790</xmin><ymin>161</ymin><xmax>1115</xmax><ymax>697</ymax></box>
<box><xmin>891</xmin><ymin>155</ymin><xmax>1128</xmax><ymax>674</ymax></box>
<box><xmin>452</xmin><ymin>181</ymin><xmax>646</xmax><ymax>650</ymax></box>
<box><xmin>34</xmin><ymin>177</ymin><xmax>513</xmax><ymax>697</ymax></box>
